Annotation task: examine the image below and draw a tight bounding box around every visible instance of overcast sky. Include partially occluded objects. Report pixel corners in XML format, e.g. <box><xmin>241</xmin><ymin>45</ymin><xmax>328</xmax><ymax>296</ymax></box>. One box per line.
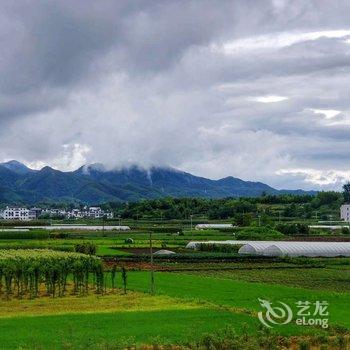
<box><xmin>1</xmin><ymin>0</ymin><xmax>350</xmax><ymax>190</ymax></box>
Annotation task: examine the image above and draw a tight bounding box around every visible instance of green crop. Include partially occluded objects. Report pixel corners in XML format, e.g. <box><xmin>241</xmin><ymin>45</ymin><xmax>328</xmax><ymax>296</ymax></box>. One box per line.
<box><xmin>0</xmin><ymin>249</ymin><xmax>104</xmax><ymax>299</ymax></box>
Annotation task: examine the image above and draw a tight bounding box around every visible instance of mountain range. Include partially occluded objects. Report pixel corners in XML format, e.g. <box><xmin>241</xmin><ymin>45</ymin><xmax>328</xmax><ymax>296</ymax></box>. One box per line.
<box><xmin>0</xmin><ymin>160</ymin><xmax>315</xmax><ymax>205</ymax></box>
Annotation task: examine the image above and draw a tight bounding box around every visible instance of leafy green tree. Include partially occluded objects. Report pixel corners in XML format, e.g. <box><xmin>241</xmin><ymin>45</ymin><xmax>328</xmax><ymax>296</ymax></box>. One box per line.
<box><xmin>234</xmin><ymin>213</ymin><xmax>253</xmax><ymax>226</ymax></box>
<box><xmin>343</xmin><ymin>182</ymin><xmax>350</xmax><ymax>203</ymax></box>
<box><xmin>260</xmin><ymin>213</ymin><xmax>273</xmax><ymax>226</ymax></box>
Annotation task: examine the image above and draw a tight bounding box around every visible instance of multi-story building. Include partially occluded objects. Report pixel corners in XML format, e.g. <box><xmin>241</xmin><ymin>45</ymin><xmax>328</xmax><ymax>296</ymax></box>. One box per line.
<box><xmin>85</xmin><ymin>207</ymin><xmax>113</xmax><ymax>219</ymax></box>
<box><xmin>67</xmin><ymin>209</ymin><xmax>84</xmax><ymax>219</ymax></box>
<box><xmin>340</xmin><ymin>204</ymin><xmax>350</xmax><ymax>222</ymax></box>
<box><xmin>0</xmin><ymin>207</ymin><xmax>36</xmax><ymax>221</ymax></box>
<box><xmin>30</xmin><ymin>207</ymin><xmax>43</xmax><ymax>218</ymax></box>
<box><xmin>87</xmin><ymin>207</ymin><xmax>104</xmax><ymax>218</ymax></box>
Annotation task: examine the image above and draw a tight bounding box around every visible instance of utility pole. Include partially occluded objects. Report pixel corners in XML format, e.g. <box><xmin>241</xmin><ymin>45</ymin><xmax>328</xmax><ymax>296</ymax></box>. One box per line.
<box><xmin>149</xmin><ymin>231</ymin><xmax>155</xmax><ymax>295</ymax></box>
<box><xmin>278</xmin><ymin>211</ymin><xmax>281</xmax><ymax>223</ymax></box>
<box><xmin>258</xmin><ymin>214</ymin><xmax>261</xmax><ymax>227</ymax></box>
<box><xmin>190</xmin><ymin>214</ymin><xmax>193</xmax><ymax>231</ymax></box>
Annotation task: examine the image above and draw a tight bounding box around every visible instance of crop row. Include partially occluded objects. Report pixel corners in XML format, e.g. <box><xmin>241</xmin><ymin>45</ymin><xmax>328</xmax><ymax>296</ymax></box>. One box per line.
<box><xmin>0</xmin><ymin>249</ymin><xmax>104</xmax><ymax>298</ymax></box>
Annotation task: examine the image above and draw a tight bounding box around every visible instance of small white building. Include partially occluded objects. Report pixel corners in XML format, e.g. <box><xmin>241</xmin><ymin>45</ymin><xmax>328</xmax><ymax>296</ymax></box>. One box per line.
<box><xmin>0</xmin><ymin>207</ymin><xmax>36</xmax><ymax>221</ymax></box>
<box><xmin>341</xmin><ymin>204</ymin><xmax>350</xmax><ymax>222</ymax></box>
<box><xmin>87</xmin><ymin>207</ymin><xmax>113</xmax><ymax>219</ymax></box>
<box><xmin>88</xmin><ymin>207</ymin><xmax>103</xmax><ymax>218</ymax></box>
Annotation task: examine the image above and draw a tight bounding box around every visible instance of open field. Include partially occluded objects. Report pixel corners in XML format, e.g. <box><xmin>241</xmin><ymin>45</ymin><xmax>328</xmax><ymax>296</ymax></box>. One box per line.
<box><xmin>0</xmin><ymin>266</ymin><xmax>348</xmax><ymax>349</ymax></box>
<box><xmin>0</xmin><ymin>308</ymin><xmax>261</xmax><ymax>350</ymax></box>
<box><xmin>122</xmin><ymin>271</ymin><xmax>350</xmax><ymax>328</ymax></box>
<box><xmin>0</xmin><ymin>220</ymin><xmax>350</xmax><ymax>348</ymax></box>
<box><xmin>186</xmin><ymin>266</ymin><xmax>350</xmax><ymax>292</ymax></box>
<box><xmin>0</xmin><ymin>290</ymin><xmax>199</xmax><ymax>317</ymax></box>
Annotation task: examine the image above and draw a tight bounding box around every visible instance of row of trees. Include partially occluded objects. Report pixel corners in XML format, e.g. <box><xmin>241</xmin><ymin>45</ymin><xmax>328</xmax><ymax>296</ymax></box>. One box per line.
<box><xmin>27</xmin><ymin>183</ymin><xmax>350</xmax><ymax>221</ymax></box>
<box><xmin>110</xmin><ymin>190</ymin><xmax>345</xmax><ymax>220</ymax></box>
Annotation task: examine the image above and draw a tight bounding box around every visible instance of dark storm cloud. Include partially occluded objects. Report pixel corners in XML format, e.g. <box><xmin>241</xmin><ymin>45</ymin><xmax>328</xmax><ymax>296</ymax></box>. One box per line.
<box><xmin>1</xmin><ymin>0</ymin><xmax>350</xmax><ymax>190</ymax></box>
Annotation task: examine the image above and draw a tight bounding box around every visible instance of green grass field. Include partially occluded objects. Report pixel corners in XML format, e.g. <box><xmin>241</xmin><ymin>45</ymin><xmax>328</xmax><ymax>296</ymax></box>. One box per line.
<box><xmin>0</xmin><ymin>272</ymin><xmax>336</xmax><ymax>349</ymax></box>
<box><xmin>0</xmin><ymin>224</ymin><xmax>350</xmax><ymax>348</ymax></box>
<box><xmin>0</xmin><ymin>268</ymin><xmax>346</xmax><ymax>349</ymax></box>
<box><xmin>123</xmin><ymin>271</ymin><xmax>350</xmax><ymax>329</ymax></box>
<box><xmin>0</xmin><ymin>309</ymin><xmax>261</xmax><ymax>349</ymax></box>
<box><xmin>186</xmin><ymin>266</ymin><xmax>350</xmax><ymax>292</ymax></box>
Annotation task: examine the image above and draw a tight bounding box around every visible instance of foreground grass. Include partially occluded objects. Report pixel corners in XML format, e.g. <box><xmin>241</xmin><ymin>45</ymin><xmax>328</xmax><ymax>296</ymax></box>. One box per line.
<box><xmin>0</xmin><ymin>270</ymin><xmax>334</xmax><ymax>349</ymax></box>
<box><xmin>0</xmin><ymin>269</ymin><xmax>348</xmax><ymax>349</ymax></box>
<box><xmin>0</xmin><ymin>309</ymin><xmax>260</xmax><ymax>349</ymax></box>
<box><xmin>0</xmin><ymin>290</ymin><xmax>198</xmax><ymax>318</ymax></box>
<box><xmin>124</xmin><ymin>271</ymin><xmax>350</xmax><ymax>329</ymax></box>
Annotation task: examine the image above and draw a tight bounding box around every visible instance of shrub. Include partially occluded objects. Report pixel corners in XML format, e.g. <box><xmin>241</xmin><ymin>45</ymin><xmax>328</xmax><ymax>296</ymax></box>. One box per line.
<box><xmin>275</xmin><ymin>223</ymin><xmax>310</xmax><ymax>235</ymax></box>
<box><xmin>49</xmin><ymin>232</ymin><xmax>69</xmax><ymax>239</ymax></box>
<box><xmin>197</xmin><ymin>243</ymin><xmax>241</xmax><ymax>253</ymax></box>
<box><xmin>341</xmin><ymin>227</ymin><xmax>350</xmax><ymax>235</ymax></box>
<box><xmin>74</xmin><ymin>242</ymin><xmax>97</xmax><ymax>255</ymax></box>
<box><xmin>234</xmin><ymin>213</ymin><xmax>253</xmax><ymax>226</ymax></box>
<box><xmin>235</xmin><ymin>227</ymin><xmax>284</xmax><ymax>240</ymax></box>
<box><xmin>124</xmin><ymin>238</ymin><xmax>134</xmax><ymax>244</ymax></box>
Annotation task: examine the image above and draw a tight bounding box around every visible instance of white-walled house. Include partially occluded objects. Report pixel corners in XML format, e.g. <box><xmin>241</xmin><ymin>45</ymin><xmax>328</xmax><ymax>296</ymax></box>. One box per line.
<box><xmin>341</xmin><ymin>204</ymin><xmax>350</xmax><ymax>222</ymax></box>
<box><xmin>0</xmin><ymin>207</ymin><xmax>36</xmax><ymax>221</ymax></box>
<box><xmin>67</xmin><ymin>209</ymin><xmax>84</xmax><ymax>219</ymax></box>
<box><xmin>87</xmin><ymin>207</ymin><xmax>103</xmax><ymax>218</ymax></box>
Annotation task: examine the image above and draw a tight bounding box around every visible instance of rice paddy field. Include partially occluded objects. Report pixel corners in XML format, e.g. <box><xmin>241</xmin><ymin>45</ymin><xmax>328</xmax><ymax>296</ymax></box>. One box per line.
<box><xmin>0</xmin><ymin>222</ymin><xmax>349</xmax><ymax>349</ymax></box>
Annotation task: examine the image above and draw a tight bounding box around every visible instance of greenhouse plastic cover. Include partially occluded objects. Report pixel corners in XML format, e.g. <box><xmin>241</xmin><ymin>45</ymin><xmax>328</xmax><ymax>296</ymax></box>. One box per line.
<box><xmin>239</xmin><ymin>241</ymin><xmax>350</xmax><ymax>257</ymax></box>
<box><xmin>262</xmin><ymin>242</ymin><xmax>350</xmax><ymax>257</ymax></box>
<box><xmin>186</xmin><ymin>240</ymin><xmax>350</xmax><ymax>257</ymax></box>
<box><xmin>195</xmin><ymin>224</ymin><xmax>234</xmax><ymax>229</ymax></box>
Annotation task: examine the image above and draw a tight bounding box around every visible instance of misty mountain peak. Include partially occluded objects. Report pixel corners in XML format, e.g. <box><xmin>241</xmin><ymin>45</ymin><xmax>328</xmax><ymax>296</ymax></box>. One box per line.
<box><xmin>0</xmin><ymin>160</ymin><xmax>315</xmax><ymax>204</ymax></box>
<box><xmin>1</xmin><ymin>160</ymin><xmax>34</xmax><ymax>175</ymax></box>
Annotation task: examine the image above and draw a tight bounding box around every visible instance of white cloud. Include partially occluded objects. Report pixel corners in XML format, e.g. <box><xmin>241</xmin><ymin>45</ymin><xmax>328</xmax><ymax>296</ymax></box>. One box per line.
<box><xmin>216</xmin><ymin>30</ymin><xmax>350</xmax><ymax>54</ymax></box>
<box><xmin>27</xmin><ymin>144</ymin><xmax>90</xmax><ymax>171</ymax></box>
<box><xmin>276</xmin><ymin>168</ymin><xmax>350</xmax><ymax>186</ymax></box>
<box><xmin>253</xmin><ymin>95</ymin><xmax>289</xmax><ymax>103</ymax></box>
<box><xmin>309</xmin><ymin>108</ymin><xmax>341</xmax><ymax>119</ymax></box>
